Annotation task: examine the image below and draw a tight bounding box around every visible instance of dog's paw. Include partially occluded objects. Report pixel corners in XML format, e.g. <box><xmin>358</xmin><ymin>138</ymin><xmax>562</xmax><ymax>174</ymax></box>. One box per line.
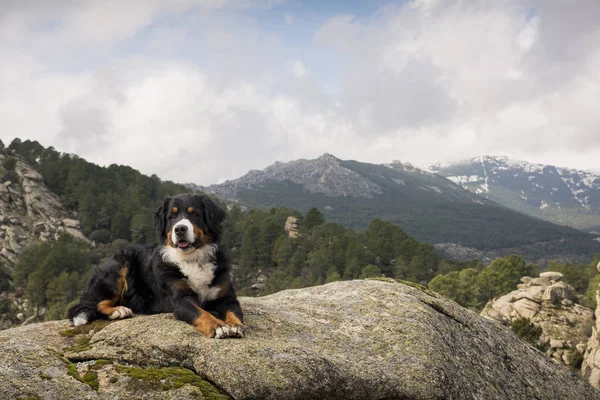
<box><xmin>214</xmin><ymin>324</ymin><xmax>245</xmax><ymax>339</ymax></box>
<box><xmin>109</xmin><ymin>306</ymin><xmax>133</xmax><ymax>320</ymax></box>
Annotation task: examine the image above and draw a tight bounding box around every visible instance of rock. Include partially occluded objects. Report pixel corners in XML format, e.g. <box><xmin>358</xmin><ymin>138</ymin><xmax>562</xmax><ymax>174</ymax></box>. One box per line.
<box><xmin>482</xmin><ymin>272</ymin><xmax>594</xmax><ymax>371</ymax></box>
<box><xmin>63</xmin><ymin>218</ymin><xmax>81</xmax><ymax>229</ymax></box>
<box><xmin>583</xmin><ymin>290</ymin><xmax>600</xmax><ymax>389</ymax></box>
<box><xmin>8</xmin><ymin>217</ymin><xmax>19</xmax><ymax>225</ymax></box>
<box><xmin>22</xmin><ymin>171</ymin><xmax>42</xmax><ymax>181</ymax></box>
<box><xmin>520</xmin><ymin>276</ymin><xmax>532</xmax><ymax>283</ymax></box>
<box><xmin>529</xmin><ymin>277</ymin><xmax>551</xmax><ymax>287</ymax></box>
<box><xmin>540</xmin><ymin>271</ymin><xmax>564</xmax><ymax>281</ymax></box>
<box><xmin>284</xmin><ymin>216</ymin><xmax>300</xmax><ymax>238</ymax></box>
<box><xmin>65</xmin><ymin>227</ymin><xmax>92</xmax><ymax>244</ymax></box>
<box><xmin>511</xmin><ymin>298</ymin><xmax>540</xmax><ymax>319</ymax></box>
<box><xmin>9</xmin><ymin>237</ymin><xmax>22</xmax><ymax>255</ymax></box>
<box><xmin>0</xmin><ymin>247</ymin><xmax>17</xmax><ymax>264</ymax></box>
<box><xmin>0</xmin><ymin>280</ymin><xmax>598</xmax><ymax>399</ymax></box>
<box><xmin>542</xmin><ymin>282</ymin><xmax>578</xmax><ymax>305</ymax></box>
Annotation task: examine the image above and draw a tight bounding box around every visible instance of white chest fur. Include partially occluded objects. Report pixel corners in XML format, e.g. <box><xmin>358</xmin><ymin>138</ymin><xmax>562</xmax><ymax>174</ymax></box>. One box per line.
<box><xmin>178</xmin><ymin>261</ymin><xmax>221</xmax><ymax>302</ymax></box>
<box><xmin>160</xmin><ymin>245</ymin><xmax>221</xmax><ymax>303</ymax></box>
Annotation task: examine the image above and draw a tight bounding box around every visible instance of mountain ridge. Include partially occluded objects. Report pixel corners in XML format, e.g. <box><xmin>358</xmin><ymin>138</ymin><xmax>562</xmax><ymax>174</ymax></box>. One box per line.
<box><xmin>191</xmin><ymin>153</ymin><xmax>600</xmax><ymax>264</ymax></box>
<box><xmin>428</xmin><ymin>155</ymin><xmax>600</xmax><ymax>232</ymax></box>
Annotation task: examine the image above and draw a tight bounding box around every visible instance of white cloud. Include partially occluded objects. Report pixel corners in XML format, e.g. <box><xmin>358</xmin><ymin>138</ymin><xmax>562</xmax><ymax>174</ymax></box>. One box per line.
<box><xmin>1</xmin><ymin>0</ymin><xmax>600</xmax><ymax>185</ymax></box>
<box><xmin>291</xmin><ymin>60</ymin><xmax>308</xmax><ymax>77</ymax></box>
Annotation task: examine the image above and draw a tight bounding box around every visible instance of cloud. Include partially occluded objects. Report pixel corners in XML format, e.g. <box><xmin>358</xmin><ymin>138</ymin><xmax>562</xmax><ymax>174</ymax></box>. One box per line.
<box><xmin>291</xmin><ymin>60</ymin><xmax>308</xmax><ymax>77</ymax></box>
<box><xmin>1</xmin><ymin>0</ymin><xmax>600</xmax><ymax>185</ymax></box>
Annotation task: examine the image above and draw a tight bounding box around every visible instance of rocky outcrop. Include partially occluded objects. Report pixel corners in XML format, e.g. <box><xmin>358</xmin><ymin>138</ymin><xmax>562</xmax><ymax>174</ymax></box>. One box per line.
<box><xmin>582</xmin><ymin>261</ymin><xmax>600</xmax><ymax>389</ymax></box>
<box><xmin>284</xmin><ymin>216</ymin><xmax>300</xmax><ymax>238</ymax></box>
<box><xmin>0</xmin><ymin>280</ymin><xmax>598</xmax><ymax>399</ymax></box>
<box><xmin>0</xmin><ymin>154</ymin><xmax>89</xmax><ymax>275</ymax></box>
<box><xmin>481</xmin><ymin>271</ymin><xmax>594</xmax><ymax>367</ymax></box>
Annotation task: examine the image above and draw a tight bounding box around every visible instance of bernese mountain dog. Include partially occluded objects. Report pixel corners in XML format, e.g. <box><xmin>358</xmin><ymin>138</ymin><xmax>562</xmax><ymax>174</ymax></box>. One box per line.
<box><xmin>67</xmin><ymin>193</ymin><xmax>245</xmax><ymax>339</ymax></box>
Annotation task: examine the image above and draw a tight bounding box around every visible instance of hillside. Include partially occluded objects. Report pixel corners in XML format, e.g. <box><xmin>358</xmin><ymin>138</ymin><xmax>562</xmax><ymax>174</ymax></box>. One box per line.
<box><xmin>428</xmin><ymin>156</ymin><xmax>600</xmax><ymax>232</ymax></box>
<box><xmin>196</xmin><ymin>154</ymin><xmax>600</xmax><ymax>263</ymax></box>
<box><xmin>0</xmin><ymin>142</ymin><xmax>88</xmax><ymax>281</ymax></box>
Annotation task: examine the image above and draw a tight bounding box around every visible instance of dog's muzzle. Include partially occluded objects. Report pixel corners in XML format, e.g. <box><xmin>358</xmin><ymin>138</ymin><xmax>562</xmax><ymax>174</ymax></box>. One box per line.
<box><xmin>172</xmin><ymin>220</ymin><xmax>195</xmax><ymax>250</ymax></box>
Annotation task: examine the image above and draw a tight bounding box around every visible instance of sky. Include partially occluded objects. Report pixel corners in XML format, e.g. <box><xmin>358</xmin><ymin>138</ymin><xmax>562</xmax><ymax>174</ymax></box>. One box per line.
<box><xmin>1</xmin><ymin>0</ymin><xmax>599</xmax><ymax>185</ymax></box>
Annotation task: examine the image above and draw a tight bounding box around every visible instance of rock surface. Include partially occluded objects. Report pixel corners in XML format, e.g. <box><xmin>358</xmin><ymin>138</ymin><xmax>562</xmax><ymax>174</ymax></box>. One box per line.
<box><xmin>284</xmin><ymin>216</ymin><xmax>300</xmax><ymax>238</ymax></box>
<box><xmin>481</xmin><ymin>272</ymin><xmax>594</xmax><ymax>367</ymax></box>
<box><xmin>0</xmin><ymin>280</ymin><xmax>597</xmax><ymax>400</ymax></box>
<box><xmin>582</xmin><ymin>262</ymin><xmax>600</xmax><ymax>390</ymax></box>
<box><xmin>0</xmin><ymin>154</ymin><xmax>89</xmax><ymax>275</ymax></box>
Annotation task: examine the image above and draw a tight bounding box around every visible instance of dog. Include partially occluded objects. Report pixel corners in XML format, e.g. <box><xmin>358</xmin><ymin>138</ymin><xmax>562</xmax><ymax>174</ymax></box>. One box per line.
<box><xmin>68</xmin><ymin>193</ymin><xmax>245</xmax><ymax>339</ymax></box>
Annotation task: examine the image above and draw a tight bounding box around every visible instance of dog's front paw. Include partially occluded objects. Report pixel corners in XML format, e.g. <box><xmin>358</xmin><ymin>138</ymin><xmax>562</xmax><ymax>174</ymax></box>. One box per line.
<box><xmin>194</xmin><ymin>313</ymin><xmax>226</xmax><ymax>338</ymax></box>
<box><xmin>109</xmin><ymin>306</ymin><xmax>133</xmax><ymax>320</ymax></box>
<box><xmin>215</xmin><ymin>324</ymin><xmax>245</xmax><ymax>339</ymax></box>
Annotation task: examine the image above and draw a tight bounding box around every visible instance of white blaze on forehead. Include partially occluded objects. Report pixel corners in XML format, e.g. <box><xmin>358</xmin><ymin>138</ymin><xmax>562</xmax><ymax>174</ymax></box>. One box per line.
<box><xmin>172</xmin><ymin>218</ymin><xmax>194</xmax><ymax>242</ymax></box>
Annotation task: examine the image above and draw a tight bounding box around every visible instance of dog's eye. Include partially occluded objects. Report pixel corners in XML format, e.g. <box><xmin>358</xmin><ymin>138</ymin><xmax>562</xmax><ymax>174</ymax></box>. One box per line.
<box><xmin>169</xmin><ymin>214</ymin><xmax>177</xmax><ymax>220</ymax></box>
<box><xmin>191</xmin><ymin>212</ymin><xmax>198</xmax><ymax>217</ymax></box>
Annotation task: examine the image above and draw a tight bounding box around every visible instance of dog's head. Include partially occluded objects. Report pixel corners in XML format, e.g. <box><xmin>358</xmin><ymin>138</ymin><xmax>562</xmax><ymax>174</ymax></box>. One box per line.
<box><xmin>154</xmin><ymin>194</ymin><xmax>226</xmax><ymax>252</ymax></box>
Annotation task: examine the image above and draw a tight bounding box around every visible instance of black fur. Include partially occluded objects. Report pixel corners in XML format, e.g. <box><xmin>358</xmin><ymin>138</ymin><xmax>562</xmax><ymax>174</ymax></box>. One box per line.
<box><xmin>68</xmin><ymin>194</ymin><xmax>244</xmax><ymax>338</ymax></box>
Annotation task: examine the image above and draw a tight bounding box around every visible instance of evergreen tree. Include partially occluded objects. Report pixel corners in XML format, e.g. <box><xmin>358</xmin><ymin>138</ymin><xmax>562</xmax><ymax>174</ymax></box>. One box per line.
<box><xmin>302</xmin><ymin>207</ymin><xmax>325</xmax><ymax>232</ymax></box>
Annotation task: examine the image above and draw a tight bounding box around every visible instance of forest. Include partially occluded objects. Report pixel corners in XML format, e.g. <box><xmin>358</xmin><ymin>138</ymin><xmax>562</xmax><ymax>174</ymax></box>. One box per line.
<box><xmin>2</xmin><ymin>139</ymin><xmax>600</xmax><ymax>325</ymax></box>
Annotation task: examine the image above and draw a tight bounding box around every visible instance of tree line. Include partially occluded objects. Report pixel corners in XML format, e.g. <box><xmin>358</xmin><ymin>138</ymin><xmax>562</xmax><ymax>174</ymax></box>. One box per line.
<box><xmin>3</xmin><ymin>138</ymin><xmax>599</xmax><ymax>325</ymax></box>
<box><xmin>429</xmin><ymin>255</ymin><xmax>600</xmax><ymax>310</ymax></box>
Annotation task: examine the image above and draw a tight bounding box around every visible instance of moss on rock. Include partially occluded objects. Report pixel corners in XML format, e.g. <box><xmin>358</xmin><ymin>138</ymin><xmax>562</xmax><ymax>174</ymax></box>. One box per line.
<box><xmin>115</xmin><ymin>365</ymin><xmax>230</xmax><ymax>399</ymax></box>
<box><xmin>58</xmin><ymin>320</ymin><xmax>111</xmax><ymax>337</ymax></box>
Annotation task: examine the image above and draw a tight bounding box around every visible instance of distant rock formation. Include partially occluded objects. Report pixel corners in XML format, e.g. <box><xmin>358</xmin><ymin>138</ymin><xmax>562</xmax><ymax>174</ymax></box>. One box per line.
<box><xmin>0</xmin><ymin>152</ymin><xmax>89</xmax><ymax>275</ymax></box>
<box><xmin>284</xmin><ymin>216</ymin><xmax>300</xmax><ymax>237</ymax></box>
<box><xmin>0</xmin><ymin>280</ymin><xmax>598</xmax><ymax>399</ymax></box>
<box><xmin>481</xmin><ymin>271</ymin><xmax>594</xmax><ymax>368</ymax></box>
<box><xmin>582</xmin><ymin>261</ymin><xmax>600</xmax><ymax>389</ymax></box>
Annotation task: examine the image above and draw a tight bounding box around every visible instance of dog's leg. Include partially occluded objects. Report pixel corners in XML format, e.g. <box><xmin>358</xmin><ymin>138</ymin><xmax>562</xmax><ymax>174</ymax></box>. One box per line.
<box><xmin>95</xmin><ymin>265</ymin><xmax>133</xmax><ymax>321</ymax></box>
<box><xmin>69</xmin><ymin>261</ymin><xmax>132</xmax><ymax>326</ymax></box>
<box><xmin>214</xmin><ymin>293</ymin><xmax>245</xmax><ymax>338</ymax></box>
<box><xmin>164</xmin><ymin>273</ymin><xmax>228</xmax><ymax>338</ymax></box>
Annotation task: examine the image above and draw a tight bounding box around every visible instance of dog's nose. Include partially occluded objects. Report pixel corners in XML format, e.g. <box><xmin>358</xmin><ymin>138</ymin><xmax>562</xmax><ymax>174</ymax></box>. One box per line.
<box><xmin>174</xmin><ymin>225</ymin><xmax>187</xmax><ymax>236</ymax></box>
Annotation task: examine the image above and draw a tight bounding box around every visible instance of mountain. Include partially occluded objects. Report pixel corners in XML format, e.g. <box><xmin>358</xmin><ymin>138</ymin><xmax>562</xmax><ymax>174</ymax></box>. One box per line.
<box><xmin>428</xmin><ymin>156</ymin><xmax>600</xmax><ymax>233</ymax></box>
<box><xmin>195</xmin><ymin>154</ymin><xmax>600</xmax><ymax>263</ymax></box>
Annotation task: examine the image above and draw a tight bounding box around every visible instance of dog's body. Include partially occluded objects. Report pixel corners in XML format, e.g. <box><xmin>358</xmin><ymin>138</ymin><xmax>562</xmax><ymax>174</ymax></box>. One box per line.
<box><xmin>68</xmin><ymin>194</ymin><xmax>244</xmax><ymax>339</ymax></box>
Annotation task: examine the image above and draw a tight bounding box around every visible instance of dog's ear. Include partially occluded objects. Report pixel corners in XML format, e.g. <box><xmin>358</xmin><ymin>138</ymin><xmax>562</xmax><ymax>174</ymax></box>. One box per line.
<box><xmin>154</xmin><ymin>196</ymin><xmax>172</xmax><ymax>240</ymax></box>
<box><xmin>201</xmin><ymin>195</ymin><xmax>226</xmax><ymax>241</ymax></box>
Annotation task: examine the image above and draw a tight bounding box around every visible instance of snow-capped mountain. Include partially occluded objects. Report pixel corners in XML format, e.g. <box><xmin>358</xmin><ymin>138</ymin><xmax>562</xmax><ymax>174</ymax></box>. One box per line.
<box><xmin>428</xmin><ymin>156</ymin><xmax>600</xmax><ymax>232</ymax></box>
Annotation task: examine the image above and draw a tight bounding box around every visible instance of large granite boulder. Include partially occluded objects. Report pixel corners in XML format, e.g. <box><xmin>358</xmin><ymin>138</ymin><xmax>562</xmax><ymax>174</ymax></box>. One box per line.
<box><xmin>0</xmin><ymin>280</ymin><xmax>597</xmax><ymax>399</ymax></box>
<box><xmin>582</xmin><ymin>262</ymin><xmax>600</xmax><ymax>389</ymax></box>
<box><xmin>481</xmin><ymin>272</ymin><xmax>594</xmax><ymax>366</ymax></box>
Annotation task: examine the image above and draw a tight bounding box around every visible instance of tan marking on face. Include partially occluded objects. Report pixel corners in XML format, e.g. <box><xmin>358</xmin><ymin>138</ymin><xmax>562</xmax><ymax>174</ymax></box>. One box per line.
<box><xmin>224</xmin><ymin>311</ymin><xmax>244</xmax><ymax>327</ymax></box>
<box><xmin>187</xmin><ymin>207</ymin><xmax>194</xmax><ymax>214</ymax></box>
<box><xmin>193</xmin><ymin>225</ymin><xmax>206</xmax><ymax>245</ymax></box>
<box><xmin>193</xmin><ymin>307</ymin><xmax>225</xmax><ymax>338</ymax></box>
<box><xmin>166</xmin><ymin>230</ymin><xmax>176</xmax><ymax>247</ymax></box>
<box><xmin>172</xmin><ymin>207</ymin><xmax>178</xmax><ymax>214</ymax></box>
